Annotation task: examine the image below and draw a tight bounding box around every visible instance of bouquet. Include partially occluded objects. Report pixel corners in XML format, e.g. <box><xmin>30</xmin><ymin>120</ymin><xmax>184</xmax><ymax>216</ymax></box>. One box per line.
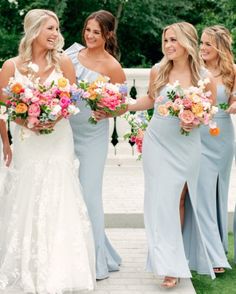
<box><xmin>124</xmin><ymin>111</ymin><xmax>152</xmax><ymax>159</ymax></box>
<box><xmin>157</xmin><ymin>79</ymin><xmax>218</xmax><ymax>136</ymax></box>
<box><xmin>78</xmin><ymin>76</ymin><xmax>128</xmax><ymax>124</ymax></box>
<box><xmin>2</xmin><ymin>63</ymin><xmax>81</xmax><ymax>137</ymax></box>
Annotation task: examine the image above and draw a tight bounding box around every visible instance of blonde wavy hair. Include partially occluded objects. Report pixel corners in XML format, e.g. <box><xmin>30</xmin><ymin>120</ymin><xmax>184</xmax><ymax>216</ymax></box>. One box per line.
<box><xmin>19</xmin><ymin>9</ymin><xmax>64</xmax><ymax>73</ymax></box>
<box><xmin>202</xmin><ymin>25</ymin><xmax>235</xmax><ymax>94</ymax></box>
<box><xmin>151</xmin><ymin>22</ymin><xmax>201</xmax><ymax>97</ymax></box>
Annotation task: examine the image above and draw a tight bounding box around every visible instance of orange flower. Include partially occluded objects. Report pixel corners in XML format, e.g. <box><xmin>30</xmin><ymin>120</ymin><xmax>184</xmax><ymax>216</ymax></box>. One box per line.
<box><xmin>11</xmin><ymin>82</ymin><xmax>23</xmax><ymax>94</ymax></box>
<box><xmin>15</xmin><ymin>102</ymin><xmax>28</xmax><ymax>114</ymax></box>
<box><xmin>60</xmin><ymin>91</ymin><xmax>70</xmax><ymax>98</ymax></box>
<box><xmin>209</xmin><ymin>127</ymin><xmax>220</xmax><ymax>136</ymax></box>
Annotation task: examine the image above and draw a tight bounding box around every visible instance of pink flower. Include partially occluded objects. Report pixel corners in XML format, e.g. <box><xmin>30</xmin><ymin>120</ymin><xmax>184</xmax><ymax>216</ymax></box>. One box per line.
<box><xmin>28</xmin><ymin>103</ymin><xmax>40</xmax><ymax>117</ymax></box>
<box><xmin>60</xmin><ymin>97</ymin><xmax>71</xmax><ymax>109</ymax></box>
<box><xmin>179</xmin><ymin>110</ymin><xmax>195</xmax><ymax>124</ymax></box>
<box><xmin>62</xmin><ymin>108</ymin><xmax>69</xmax><ymax>118</ymax></box>
<box><xmin>27</xmin><ymin>116</ymin><xmax>40</xmax><ymax>128</ymax></box>
<box><xmin>158</xmin><ymin>105</ymin><xmax>169</xmax><ymax>116</ymax></box>
<box><xmin>182</xmin><ymin>98</ymin><xmax>192</xmax><ymax>109</ymax></box>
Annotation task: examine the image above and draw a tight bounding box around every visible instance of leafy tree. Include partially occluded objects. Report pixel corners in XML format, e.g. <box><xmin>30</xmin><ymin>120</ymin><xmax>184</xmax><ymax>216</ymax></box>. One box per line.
<box><xmin>0</xmin><ymin>0</ymin><xmax>235</xmax><ymax>67</ymax></box>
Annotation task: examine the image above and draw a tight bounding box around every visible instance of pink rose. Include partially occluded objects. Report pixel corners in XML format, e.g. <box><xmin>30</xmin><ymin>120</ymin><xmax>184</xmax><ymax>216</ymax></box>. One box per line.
<box><xmin>60</xmin><ymin>97</ymin><xmax>71</xmax><ymax>109</ymax></box>
<box><xmin>182</xmin><ymin>98</ymin><xmax>192</xmax><ymax>109</ymax></box>
<box><xmin>28</xmin><ymin>103</ymin><xmax>40</xmax><ymax>117</ymax></box>
<box><xmin>179</xmin><ymin>110</ymin><xmax>195</xmax><ymax>124</ymax></box>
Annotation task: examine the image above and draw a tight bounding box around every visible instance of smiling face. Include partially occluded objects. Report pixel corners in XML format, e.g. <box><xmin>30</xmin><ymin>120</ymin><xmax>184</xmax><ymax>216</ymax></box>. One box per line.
<box><xmin>33</xmin><ymin>16</ymin><xmax>59</xmax><ymax>50</ymax></box>
<box><xmin>200</xmin><ymin>32</ymin><xmax>219</xmax><ymax>62</ymax></box>
<box><xmin>163</xmin><ymin>28</ymin><xmax>187</xmax><ymax>61</ymax></box>
<box><xmin>83</xmin><ymin>19</ymin><xmax>106</xmax><ymax>49</ymax></box>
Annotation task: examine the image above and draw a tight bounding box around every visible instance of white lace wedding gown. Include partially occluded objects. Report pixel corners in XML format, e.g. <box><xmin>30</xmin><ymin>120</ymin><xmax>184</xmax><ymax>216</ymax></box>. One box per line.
<box><xmin>0</xmin><ymin>67</ymin><xmax>95</xmax><ymax>293</ymax></box>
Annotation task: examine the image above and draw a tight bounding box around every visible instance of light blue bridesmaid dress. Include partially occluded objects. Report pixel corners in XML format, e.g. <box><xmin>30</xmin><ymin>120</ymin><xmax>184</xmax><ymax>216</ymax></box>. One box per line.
<box><xmin>234</xmin><ymin>146</ymin><xmax>236</xmax><ymax>264</ymax></box>
<box><xmin>142</xmin><ymin>64</ymin><xmax>215</xmax><ymax>279</ymax></box>
<box><xmin>197</xmin><ymin>85</ymin><xmax>234</xmax><ymax>267</ymax></box>
<box><xmin>234</xmin><ymin>202</ymin><xmax>236</xmax><ymax>263</ymax></box>
<box><xmin>65</xmin><ymin>43</ymin><xmax>121</xmax><ymax>279</ymax></box>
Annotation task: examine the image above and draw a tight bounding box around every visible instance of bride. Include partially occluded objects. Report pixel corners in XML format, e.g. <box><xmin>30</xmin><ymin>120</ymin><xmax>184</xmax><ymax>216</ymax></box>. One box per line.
<box><xmin>0</xmin><ymin>9</ymin><xmax>95</xmax><ymax>293</ymax></box>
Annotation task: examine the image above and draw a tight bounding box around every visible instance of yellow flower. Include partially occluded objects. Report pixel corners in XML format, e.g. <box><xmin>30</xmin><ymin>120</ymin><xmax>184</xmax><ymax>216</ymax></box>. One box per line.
<box><xmin>192</xmin><ymin>103</ymin><xmax>203</xmax><ymax>117</ymax></box>
<box><xmin>15</xmin><ymin>102</ymin><xmax>28</xmax><ymax>114</ymax></box>
<box><xmin>88</xmin><ymin>90</ymin><xmax>98</xmax><ymax>100</ymax></box>
<box><xmin>58</xmin><ymin>77</ymin><xmax>68</xmax><ymax>88</ymax></box>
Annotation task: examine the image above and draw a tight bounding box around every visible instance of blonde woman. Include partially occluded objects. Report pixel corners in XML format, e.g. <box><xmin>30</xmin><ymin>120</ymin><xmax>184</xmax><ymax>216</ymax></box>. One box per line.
<box><xmin>197</xmin><ymin>25</ymin><xmax>236</xmax><ymax>273</ymax></box>
<box><xmin>128</xmin><ymin>22</ymin><xmax>216</xmax><ymax>287</ymax></box>
<box><xmin>0</xmin><ymin>9</ymin><xmax>95</xmax><ymax>293</ymax></box>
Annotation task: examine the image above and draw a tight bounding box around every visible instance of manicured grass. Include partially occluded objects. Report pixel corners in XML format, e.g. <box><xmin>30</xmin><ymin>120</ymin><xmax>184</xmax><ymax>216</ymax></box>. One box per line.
<box><xmin>192</xmin><ymin>233</ymin><xmax>236</xmax><ymax>294</ymax></box>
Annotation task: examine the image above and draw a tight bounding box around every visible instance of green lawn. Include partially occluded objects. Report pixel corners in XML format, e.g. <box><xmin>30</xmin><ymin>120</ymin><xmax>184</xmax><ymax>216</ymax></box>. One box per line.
<box><xmin>192</xmin><ymin>233</ymin><xmax>236</xmax><ymax>294</ymax></box>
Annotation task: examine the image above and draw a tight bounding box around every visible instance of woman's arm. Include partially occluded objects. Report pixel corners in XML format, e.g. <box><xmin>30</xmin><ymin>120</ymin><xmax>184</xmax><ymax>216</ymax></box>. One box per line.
<box><xmin>0</xmin><ymin>59</ymin><xmax>15</xmax><ymax>103</ymax></box>
<box><xmin>227</xmin><ymin>66</ymin><xmax>236</xmax><ymax>113</ymax></box>
<box><xmin>60</xmin><ymin>54</ymin><xmax>76</xmax><ymax>84</ymax></box>
<box><xmin>0</xmin><ymin>120</ymin><xmax>12</xmax><ymax>167</ymax></box>
<box><xmin>128</xmin><ymin>66</ymin><xmax>157</xmax><ymax>112</ymax></box>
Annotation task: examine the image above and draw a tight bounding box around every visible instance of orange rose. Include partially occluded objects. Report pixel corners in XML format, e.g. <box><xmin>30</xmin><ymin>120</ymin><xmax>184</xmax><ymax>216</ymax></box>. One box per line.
<box><xmin>209</xmin><ymin>127</ymin><xmax>220</xmax><ymax>136</ymax></box>
<box><xmin>15</xmin><ymin>102</ymin><xmax>28</xmax><ymax>114</ymax></box>
<box><xmin>11</xmin><ymin>82</ymin><xmax>23</xmax><ymax>94</ymax></box>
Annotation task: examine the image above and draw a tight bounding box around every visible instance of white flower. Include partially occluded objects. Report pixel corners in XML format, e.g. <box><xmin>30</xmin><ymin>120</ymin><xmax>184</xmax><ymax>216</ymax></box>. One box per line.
<box><xmin>105</xmin><ymin>83</ymin><xmax>119</xmax><ymax>92</ymax></box>
<box><xmin>173</xmin><ymin>80</ymin><xmax>180</xmax><ymax>87</ymax></box>
<box><xmin>0</xmin><ymin>105</ymin><xmax>8</xmax><ymax>121</ymax></box>
<box><xmin>28</xmin><ymin>62</ymin><xmax>39</xmax><ymax>73</ymax></box>
<box><xmin>209</xmin><ymin>120</ymin><xmax>217</xmax><ymax>129</ymax></box>
<box><xmin>68</xmin><ymin>104</ymin><xmax>80</xmax><ymax>115</ymax></box>
<box><xmin>203</xmin><ymin>78</ymin><xmax>210</xmax><ymax>85</ymax></box>
<box><xmin>24</xmin><ymin>88</ymin><xmax>33</xmax><ymax>99</ymax></box>
<box><xmin>51</xmin><ymin>105</ymin><xmax>61</xmax><ymax>115</ymax></box>
<box><xmin>211</xmin><ymin>106</ymin><xmax>219</xmax><ymax>115</ymax></box>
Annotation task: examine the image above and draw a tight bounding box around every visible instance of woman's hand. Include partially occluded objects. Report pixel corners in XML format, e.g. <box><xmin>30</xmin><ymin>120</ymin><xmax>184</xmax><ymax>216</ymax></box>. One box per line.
<box><xmin>226</xmin><ymin>101</ymin><xmax>236</xmax><ymax>114</ymax></box>
<box><xmin>2</xmin><ymin>142</ymin><xmax>12</xmax><ymax>167</ymax></box>
<box><xmin>93</xmin><ymin>105</ymin><xmax>128</xmax><ymax>122</ymax></box>
<box><xmin>180</xmin><ymin>121</ymin><xmax>195</xmax><ymax>132</ymax></box>
<box><xmin>92</xmin><ymin>110</ymin><xmax>109</xmax><ymax>122</ymax></box>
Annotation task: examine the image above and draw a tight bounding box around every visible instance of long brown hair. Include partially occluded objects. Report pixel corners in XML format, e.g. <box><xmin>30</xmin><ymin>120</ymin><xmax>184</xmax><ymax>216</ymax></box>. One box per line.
<box><xmin>202</xmin><ymin>25</ymin><xmax>235</xmax><ymax>94</ymax></box>
<box><xmin>82</xmin><ymin>10</ymin><xmax>119</xmax><ymax>59</ymax></box>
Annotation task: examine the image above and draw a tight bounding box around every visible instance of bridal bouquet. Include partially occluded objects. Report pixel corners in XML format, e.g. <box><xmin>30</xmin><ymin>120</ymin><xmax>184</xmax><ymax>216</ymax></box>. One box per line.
<box><xmin>157</xmin><ymin>79</ymin><xmax>218</xmax><ymax>136</ymax></box>
<box><xmin>124</xmin><ymin>111</ymin><xmax>152</xmax><ymax>159</ymax></box>
<box><xmin>3</xmin><ymin>63</ymin><xmax>81</xmax><ymax>135</ymax></box>
<box><xmin>78</xmin><ymin>76</ymin><xmax>128</xmax><ymax>124</ymax></box>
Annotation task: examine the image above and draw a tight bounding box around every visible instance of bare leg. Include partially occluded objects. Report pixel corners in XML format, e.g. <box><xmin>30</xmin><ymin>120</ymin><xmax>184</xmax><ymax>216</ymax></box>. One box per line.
<box><xmin>162</xmin><ymin>183</ymin><xmax>187</xmax><ymax>288</ymax></box>
<box><xmin>180</xmin><ymin>183</ymin><xmax>187</xmax><ymax>228</ymax></box>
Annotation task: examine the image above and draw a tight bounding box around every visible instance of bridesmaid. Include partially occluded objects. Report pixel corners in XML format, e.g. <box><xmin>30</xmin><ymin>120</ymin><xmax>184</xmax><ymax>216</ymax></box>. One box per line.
<box><xmin>128</xmin><ymin>22</ymin><xmax>216</xmax><ymax>288</ymax></box>
<box><xmin>197</xmin><ymin>25</ymin><xmax>236</xmax><ymax>273</ymax></box>
<box><xmin>65</xmin><ymin>10</ymin><xmax>126</xmax><ymax>280</ymax></box>
<box><xmin>234</xmin><ymin>196</ymin><xmax>236</xmax><ymax>263</ymax></box>
<box><xmin>0</xmin><ymin>121</ymin><xmax>12</xmax><ymax>166</ymax></box>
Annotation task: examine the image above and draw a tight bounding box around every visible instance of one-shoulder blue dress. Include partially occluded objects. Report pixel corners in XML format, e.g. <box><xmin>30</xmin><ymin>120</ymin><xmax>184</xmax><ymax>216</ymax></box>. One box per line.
<box><xmin>66</xmin><ymin>43</ymin><xmax>121</xmax><ymax>279</ymax></box>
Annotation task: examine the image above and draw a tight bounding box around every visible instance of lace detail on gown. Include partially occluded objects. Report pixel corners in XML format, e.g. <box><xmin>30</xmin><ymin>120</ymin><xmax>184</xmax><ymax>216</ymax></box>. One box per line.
<box><xmin>0</xmin><ymin>68</ymin><xmax>95</xmax><ymax>293</ymax></box>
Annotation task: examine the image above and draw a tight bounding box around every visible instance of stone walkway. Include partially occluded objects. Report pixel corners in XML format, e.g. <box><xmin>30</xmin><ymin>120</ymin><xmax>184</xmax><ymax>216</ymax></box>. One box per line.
<box><xmin>94</xmin><ymin>229</ymin><xmax>195</xmax><ymax>294</ymax></box>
